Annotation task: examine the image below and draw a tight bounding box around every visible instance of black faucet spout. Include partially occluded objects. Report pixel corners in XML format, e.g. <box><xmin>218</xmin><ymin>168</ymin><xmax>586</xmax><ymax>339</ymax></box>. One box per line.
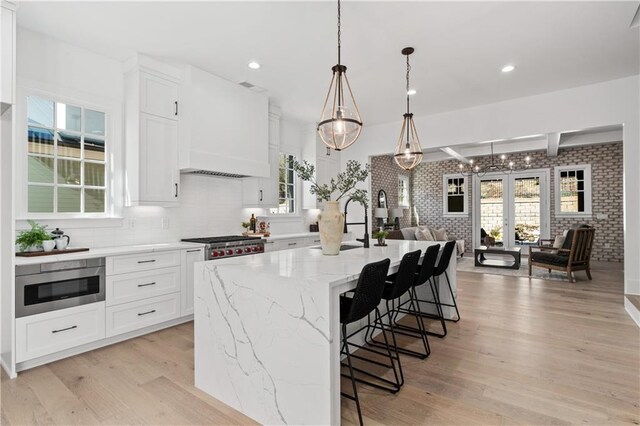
<box><xmin>343</xmin><ymin>197</ymin><xmax>370</xmax><ymax>248</ymax></box>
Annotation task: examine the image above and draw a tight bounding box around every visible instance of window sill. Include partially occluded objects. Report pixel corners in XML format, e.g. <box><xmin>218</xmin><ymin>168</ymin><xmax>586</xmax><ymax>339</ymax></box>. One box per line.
<box><xmin>443</xmin><ymin>213</ymin><xmax>469</xmax><ymax>218</ymax></box>
<box><xmin>16</xmin><ymin>216</ymin><xmax>125</xmax><ymax>230</ymax></box>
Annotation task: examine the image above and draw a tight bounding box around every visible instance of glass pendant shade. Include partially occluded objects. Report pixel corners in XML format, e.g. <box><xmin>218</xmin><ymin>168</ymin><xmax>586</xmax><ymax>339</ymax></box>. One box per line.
<box><xmin>317</xmin><ymin>65</ymin><xmax>363</xmax><ymax>151</ymax></box>
<box><xmin>394</xmin><ymin>113</ymin><xmax>423</xmax><ymax>170</ymax></box>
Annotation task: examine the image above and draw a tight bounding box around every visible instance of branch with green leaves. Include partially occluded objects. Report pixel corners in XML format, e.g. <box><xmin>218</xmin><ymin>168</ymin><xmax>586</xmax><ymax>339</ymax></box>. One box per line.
<box><xmin>293</xmin><ymin>159</ymin><xmax>370</xmax><ymax>208</ymax></box>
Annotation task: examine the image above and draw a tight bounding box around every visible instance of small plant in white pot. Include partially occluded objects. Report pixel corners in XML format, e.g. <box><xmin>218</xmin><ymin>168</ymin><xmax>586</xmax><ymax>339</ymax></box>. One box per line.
<box><xmin>293</xmin><ymin>160</ymin><xmax>370</xmax><ymax>255</ymax></box>
<box><xmin>373</xmin><ymin>230</ymin><xmax>389</xmax><ymax>246</ymax></box>
<box><xmin>16</xmin><ymin>220</ymin><xmax>53</xmax><ymax>252</ymax></box>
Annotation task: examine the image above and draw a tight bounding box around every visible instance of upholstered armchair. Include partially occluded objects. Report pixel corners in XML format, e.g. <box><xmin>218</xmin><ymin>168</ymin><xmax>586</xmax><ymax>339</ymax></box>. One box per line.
<box><xmin>529</xmin><ymin>226</ymin><xmax>595</xmax><ymax>283</ymax></box>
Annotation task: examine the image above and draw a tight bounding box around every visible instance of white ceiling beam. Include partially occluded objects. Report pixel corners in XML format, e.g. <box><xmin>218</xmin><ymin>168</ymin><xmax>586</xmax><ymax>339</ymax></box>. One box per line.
<box><xmin>560</xmin><ymin>129</ymin><xmax>623</xmax><ymax>147</ymax></box>
<box><xmin>440</xmin><ymin>147</ymin><xmax>471</xmax><ymax>163</ymax></box>
<box><xmin>631</xmin><ymin>4</ymin><xmax>640</xmax><ymax>28</ymax></box>
<box><xmin>547</xmin><ymin>132</ymin><xmax>561</xmax><ymax>157</ymax></box>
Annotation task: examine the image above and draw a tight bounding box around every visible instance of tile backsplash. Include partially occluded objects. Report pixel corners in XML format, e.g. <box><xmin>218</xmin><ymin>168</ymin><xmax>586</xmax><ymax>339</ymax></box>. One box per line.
<box><xmin>16</xmin><ymin>173</ymin><xmax>314</xmax><ymax>249</ymax></box>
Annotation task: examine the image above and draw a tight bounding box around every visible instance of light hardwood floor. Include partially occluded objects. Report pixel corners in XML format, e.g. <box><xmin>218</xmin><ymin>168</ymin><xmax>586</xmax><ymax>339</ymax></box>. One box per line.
<box><xmin>2</xmin><ymin>263</ymin><xmax>638</xmax><ymax>425</ymax></box>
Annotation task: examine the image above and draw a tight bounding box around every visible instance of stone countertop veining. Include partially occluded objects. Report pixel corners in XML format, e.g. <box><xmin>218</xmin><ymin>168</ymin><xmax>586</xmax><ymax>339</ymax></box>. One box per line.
<box><xmin>14</xmin><ymin>241</ymin><xmax>206</xmax><ymax>266</ymax></box>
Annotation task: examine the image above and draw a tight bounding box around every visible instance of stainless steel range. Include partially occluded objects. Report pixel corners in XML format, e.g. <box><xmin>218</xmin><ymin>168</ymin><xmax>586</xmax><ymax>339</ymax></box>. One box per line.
<box><xmin>181</xmin><ymin>236</ymin><xmax>264</xmax><ymax>260</ymax></box>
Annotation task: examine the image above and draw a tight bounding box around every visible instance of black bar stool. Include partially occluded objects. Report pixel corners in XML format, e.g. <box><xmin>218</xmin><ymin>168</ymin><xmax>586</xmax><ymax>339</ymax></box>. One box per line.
<box><xmin>340</xmin><ymin>258</ymin><xmax>392</xmax><ymax>426</ymax></box>
<box><xmin>411</xmin><ymin>240</ymin><xmax>460</xmax><ymax>323</ymax></box>
<box><xmin>365</xmin><ymin>249</ymin><xmax>429</xmax><ymax>372</ymax></box>
<box><xmin>392</xmin><ymin>243</ymin><xmax>448</xmax><ymax>338</ymax></box>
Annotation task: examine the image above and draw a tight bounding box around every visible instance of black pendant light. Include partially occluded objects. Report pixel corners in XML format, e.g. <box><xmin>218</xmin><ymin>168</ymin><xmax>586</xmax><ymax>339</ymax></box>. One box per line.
<box><xmin>317</xmin><ymin>0</ymin><xmax>363</xmax><ymax>151</ymax></box>
<box><xmin>394</xmin><ymin>47</ymin><xmax>423</xmax><ymax>170</ymax></box>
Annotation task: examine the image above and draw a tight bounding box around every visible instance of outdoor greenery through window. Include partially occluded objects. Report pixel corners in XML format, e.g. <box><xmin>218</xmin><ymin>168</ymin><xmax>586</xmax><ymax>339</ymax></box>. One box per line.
<box><xmin>27</xmin><ymin>96</ymin><xmax>107</xmax><ymax>214</ymax></box>
<box><xmin>557</xmin><ymin>165</ymin><xmax>591</xmax><ymax>215</ymax></box>
<box><xmin>269</xmin><ymin>153</ymin><xmax>296</xmax><ymax>214</ymax></box>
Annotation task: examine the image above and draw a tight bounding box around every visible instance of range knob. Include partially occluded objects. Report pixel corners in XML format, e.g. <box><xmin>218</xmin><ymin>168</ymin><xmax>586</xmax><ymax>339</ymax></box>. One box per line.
<box><xmin>244</xmin><ymin>247</ymin><xmax>251</xmax><ymax>253</ymax></box>
<box><xmin>226</xmin><ymin>249</ymin><xmax>233</xmax><ymax>255</ymax></box>
<box><xmin>235</xmin><ymin>249</ymin><xmax>243</xmax><ymax>254</ymax></box>
<box><xmin>257</xmin><ymin>246</ymin><xmax>264</xmax><ymax>252</ymax></box>
<box><xmin>218</xmin><ymin>250</ymin><xmax>225</xmax><ymax>256</ymax></box>
<box><xmin>251</xmin><ymin>247</ymin><xmax>258</xmax><ymax>252</ymax></box>
<box><xmin>212</xmin><ymin>251</ymin><xmax>219</xmax><ymax>257</ymax></box>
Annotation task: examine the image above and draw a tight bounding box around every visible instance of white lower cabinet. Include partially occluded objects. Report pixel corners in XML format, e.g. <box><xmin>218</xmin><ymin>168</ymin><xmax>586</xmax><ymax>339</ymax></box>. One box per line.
<box><xmin>106</xmin><ymin>266</ymin><xmax>181</xmax><ymax>307</ymax></box>
<box><xmin>105</xmin><ymin>293</ymin><xmax>180</xmax><ymax>338</ymax></box>
<box><xmin>181</xmin><ymin>247</ymin><xmax>204</xmax><ymax>316</ymax></box>
<box><xmin>106</xmin><ymin>250</ymin><xmax>180</xmax><ymax>275</ymax></box>
<box><xmin>16</xmin><ymin>302</ymin><xmax>106</xmax><ymax>363</ymax></box>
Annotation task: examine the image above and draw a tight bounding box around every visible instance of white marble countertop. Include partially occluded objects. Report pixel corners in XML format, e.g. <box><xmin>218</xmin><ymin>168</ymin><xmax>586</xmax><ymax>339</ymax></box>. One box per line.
<box><xmin>194</xmin><ymin>239</ymin><xmax>456</xmax><ymax>425</ymax></box>
<box><xmin>14</xmin><ymin>241</ymin><xmax>205</xmax><ymax>266</ymax></box>
<box><xmin>261</xmin><ymin>232</ymin><xmax>320</xmax><ymax>241</ymax></box>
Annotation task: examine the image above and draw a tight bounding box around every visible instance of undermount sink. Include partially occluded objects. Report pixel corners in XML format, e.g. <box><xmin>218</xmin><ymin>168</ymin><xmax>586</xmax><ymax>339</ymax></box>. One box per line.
<box><xmin>312</xmin><ymin>244</ymin><xmax>362</xmax><ymax>251</ymax></box>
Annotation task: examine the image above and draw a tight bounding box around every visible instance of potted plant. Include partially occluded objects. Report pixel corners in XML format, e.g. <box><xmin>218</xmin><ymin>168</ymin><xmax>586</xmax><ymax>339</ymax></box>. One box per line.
<box><xmin>16</xmin><ymin>220</ymin><xmax>53</xmax><ymax>252</ymax></box>
<box><xmin>241</xmin><ymin>221</ymin><xmax>251</xmax><ymax>235</ymax></box>
<box><xmin>293</xmin><ymin>160</ymin><xmax>370</xmax><ymax>255</ymax></box>
<box><xmin>373</xmin><ymin>230</ymin><xmax>389</xmax><ymax>246</ymax></box>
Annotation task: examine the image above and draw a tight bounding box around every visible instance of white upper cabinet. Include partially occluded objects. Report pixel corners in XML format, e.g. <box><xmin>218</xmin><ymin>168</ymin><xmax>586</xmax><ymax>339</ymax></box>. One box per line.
<box><xmin>124</xmin><ymin>55</ymin><xmax>181</xmax><ymax>207</ymax></box>
<box><xmin>140</xmin><ymin>72</ymin><xmax>179</xmax><ymax>120</ymax></box>
<box><xmin>0</xmin><ymin>2</ymin><xmax>16</xmax><ymax>106</ymax></box>
<box><xmin>302</xmin><ymin>133</ymin><xmax>341</xmax><ymax>209</ymax></box>
<box><xmin>242</xmin><ymin>109</ymin><xmax>280</xmax><ymax>207</ymax></box>
<box><xmin>179</xmin><ymin>65</ymin><xmax>269</xmax><ymax>178</ymax></box>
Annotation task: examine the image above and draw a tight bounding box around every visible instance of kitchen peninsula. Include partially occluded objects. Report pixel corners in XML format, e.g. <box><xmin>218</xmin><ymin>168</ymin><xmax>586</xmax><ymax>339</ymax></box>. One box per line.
<box><xmin>193</xmin><ymin>239</ymin><xmax>456</xmax><ymax>425</ymax></box>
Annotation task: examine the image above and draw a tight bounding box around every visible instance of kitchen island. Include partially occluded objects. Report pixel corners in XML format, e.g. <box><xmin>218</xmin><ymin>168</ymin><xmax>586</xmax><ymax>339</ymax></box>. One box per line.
<box><xmin>193</xmin><ymin>239</ymin><xmax>456</xmax><ymax>425</ymax></box>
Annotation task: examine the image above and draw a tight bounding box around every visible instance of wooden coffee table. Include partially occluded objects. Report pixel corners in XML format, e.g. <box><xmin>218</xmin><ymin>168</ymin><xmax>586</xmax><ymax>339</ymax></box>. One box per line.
<box><xmin>474</xmin><ymin>246</ymin><xmax>522</xmax><ymax>269</ymax></box>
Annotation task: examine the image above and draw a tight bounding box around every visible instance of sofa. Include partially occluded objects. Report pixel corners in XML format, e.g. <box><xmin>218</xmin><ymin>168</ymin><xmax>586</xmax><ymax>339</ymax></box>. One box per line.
<box><xmin>387</xmin><ymin>226</ymin><xmax>465</xmax><ymax>257</ymax></box>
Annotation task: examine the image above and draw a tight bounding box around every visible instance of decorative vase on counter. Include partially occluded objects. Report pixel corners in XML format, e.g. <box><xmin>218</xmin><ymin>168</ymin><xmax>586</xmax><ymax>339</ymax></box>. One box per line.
<box><xmin>318</xmin><ymin>201</ymin><xmax>345</xmax><ymax>255</ymax></box>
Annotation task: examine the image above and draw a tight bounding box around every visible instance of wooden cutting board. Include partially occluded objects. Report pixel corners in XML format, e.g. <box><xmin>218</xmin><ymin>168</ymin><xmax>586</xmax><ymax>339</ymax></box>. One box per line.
<box><xmin>16</xmin><ymin>248</ymin><xmax>90</xmax><ymax>257</ymax></box>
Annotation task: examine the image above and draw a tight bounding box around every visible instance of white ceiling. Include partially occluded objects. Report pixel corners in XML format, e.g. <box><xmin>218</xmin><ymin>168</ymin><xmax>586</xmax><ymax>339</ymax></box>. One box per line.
<box><xmin>15</xmin><ymin>1</ymin><xmax>640</xmax><ymax>126</ymax></box>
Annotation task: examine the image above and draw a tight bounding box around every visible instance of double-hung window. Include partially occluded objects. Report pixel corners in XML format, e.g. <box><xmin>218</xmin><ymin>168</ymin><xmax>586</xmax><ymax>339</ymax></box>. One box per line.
<box><xmin>555</xmin><ymin>165</ymin><xmax>592</xmax><ymax>216</ymax></box>
<box><xmin>443</xmin><ymin>174</ymin><xmax>468</xmax><ymax>216</ymax></box>
<box><xmin>269</xmin><ymin>153</ymin><xmax>296</xmax><ymax>215</ymax></box>
<box><xmin>26</xmin><ymin>96</ymin><xmax>107</xmax><ymax>214</ymax></box>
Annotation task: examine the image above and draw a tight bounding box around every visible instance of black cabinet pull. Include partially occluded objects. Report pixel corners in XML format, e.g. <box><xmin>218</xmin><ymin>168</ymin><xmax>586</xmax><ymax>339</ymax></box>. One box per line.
<box><xmin>175</xmin><ymin>183</ymin><xmax>179</xmax><ymax>198</ymax></box>
<box><xmin>137</xmin><ymin>259</ymin><xmax>156</xmax><ymax>264</ymax></box>
<box><xmin>137</xmin><ymin>282</ymin><xmax>156</xmax><ymax>288</ymax></box>
<box><xmin>187</xmin><ymin>249</ymin><xmax>201</xmax><ymax>253</ymax></box>
<box><xmin>288</xmin><ymin>242</ymin><xmax>297</xmax><ymax>246</ymax></box>
<box><xmin>137</xmin><ymin>309</ymin><xmax>156</xmax><ymax>317</ymax></box>
<box><xmin>259</xmin><ymin>190</ymin><xmax>263</xmax><ymax>202</ymax></box>
<box><xmin>174</xmin><ymin>101</ymin><xmax>178</xmax><ymax>116</ymax></box>
<box><xmin>52</xmin><ymin>325</ymin><xmax>77</xmax><ymax>334</ymax></box>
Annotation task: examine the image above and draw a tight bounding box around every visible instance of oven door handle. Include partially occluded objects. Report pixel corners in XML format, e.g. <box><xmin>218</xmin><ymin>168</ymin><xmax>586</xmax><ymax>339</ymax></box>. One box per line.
<box><xmin>51</xmin><ymin>325</ymin><xmax>77</xmax><ymax>334</ymax></box>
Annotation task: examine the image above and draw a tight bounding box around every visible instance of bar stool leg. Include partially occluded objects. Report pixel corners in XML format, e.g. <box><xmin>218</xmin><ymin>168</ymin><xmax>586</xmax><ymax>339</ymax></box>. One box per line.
<box><xmin>443</xmin><ymin>271</ymin><xmax>460</xmax><ymax>322</ymax></box>
<box><xmin>341</xmin><ymin>323</ymin><xmax>363</xmax><ymax>426</ymax></box>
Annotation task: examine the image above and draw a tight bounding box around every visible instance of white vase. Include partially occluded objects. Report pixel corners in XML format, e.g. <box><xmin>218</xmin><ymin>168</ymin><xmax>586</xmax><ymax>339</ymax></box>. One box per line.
<box><xmin>318</xmin><ymin>201</ymin><xmax>345</xmax><ymax>255</ymax></box>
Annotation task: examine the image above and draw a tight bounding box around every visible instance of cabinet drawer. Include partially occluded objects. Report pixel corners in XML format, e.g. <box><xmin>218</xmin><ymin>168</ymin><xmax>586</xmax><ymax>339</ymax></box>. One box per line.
<box><xmin>107</xmin><ymin>250</ymin><xmax>180</xmax><ymax>275</ymax></box>
<box><xmin>276</xmin><ymin>238</ymin><xmax>305</xmax><ymax>250</ymax></box>
<box><xmin>16</xmin><ymin>302</ymin><xmax>105</xmax><ymax>362</ymax></box>
<box><xmin>106</xmin><ymin>293</ymin><xmax>180</xmax><ymax>337</ymax></box>
<box><xmin>306</xmin><ymin>236</ymin><xmax>322</xmax><ymax>246</ymax></box>
<box><xmin>106</xmin><ymin>266</ymin><xmax>180</xmax><ymax>307</ymax></box>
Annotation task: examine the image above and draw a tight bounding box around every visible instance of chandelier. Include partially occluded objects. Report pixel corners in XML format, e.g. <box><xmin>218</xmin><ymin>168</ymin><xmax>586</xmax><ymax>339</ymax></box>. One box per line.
<box><xmin>394</xmin><ymin>47</ymin><xmax>423</xmax><ymax>170</ymax></box>
<box><xmin>317</xmin><ymin>0</ymin><xmax>363</xmax><ymax>151</ymax></box>
<box><xmin>458</xmin><ymin>143</ymin><xmax>531</xmax><ymax>177</ymax></box>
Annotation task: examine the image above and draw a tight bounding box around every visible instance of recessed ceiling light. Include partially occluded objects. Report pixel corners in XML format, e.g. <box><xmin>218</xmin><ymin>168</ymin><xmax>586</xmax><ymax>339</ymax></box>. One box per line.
<box><xmin>501</xmin><ymin>65</ymin><xmax>515</xmax><ymax>73</ymax></box>
<box><xmin>407</xmin><ymin>89</ymin><xmax>417</xmax><ymax>95</ymax></box>
<box><xmin>248</xmin><ymin>61</ymin><xmax>261</xmax><ymax>70</ymax></box>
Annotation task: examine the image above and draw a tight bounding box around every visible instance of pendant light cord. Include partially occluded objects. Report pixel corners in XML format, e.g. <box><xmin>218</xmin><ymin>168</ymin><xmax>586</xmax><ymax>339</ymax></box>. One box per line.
<box><xmin>337</xmin><ymin>0</ymin><xmax>342</xmax><ymax>65</ymax></box>
<box><xmin>406</xmin><ymin>54</ymin><xmax>411</xmax><ymax>114</ymax></box>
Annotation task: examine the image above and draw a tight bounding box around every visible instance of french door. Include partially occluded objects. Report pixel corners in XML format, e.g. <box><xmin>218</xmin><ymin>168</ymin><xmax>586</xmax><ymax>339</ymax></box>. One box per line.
<box><xmin>473</xmin><ymin>170</ymin><xmax>550</xmax><ymax>249</ymax></box>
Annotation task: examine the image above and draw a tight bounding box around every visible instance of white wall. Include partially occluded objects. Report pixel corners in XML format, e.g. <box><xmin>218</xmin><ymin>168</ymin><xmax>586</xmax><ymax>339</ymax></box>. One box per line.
<box><xmin>342</xmin><ymin>75</ymin><xmax>640</xmax><ymax>295</ymax></box>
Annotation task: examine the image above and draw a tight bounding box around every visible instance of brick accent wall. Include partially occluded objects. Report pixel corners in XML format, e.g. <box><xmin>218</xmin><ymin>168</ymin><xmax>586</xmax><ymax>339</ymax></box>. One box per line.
<box><xmin>370</xmin><ymin>156</ymin><xmax>412</xmax><ymax>230</ymax></box>
<box><xmin>372</xmin><ymin>142</ymin><xmax>623</xmax><ymax>262</ymax></box>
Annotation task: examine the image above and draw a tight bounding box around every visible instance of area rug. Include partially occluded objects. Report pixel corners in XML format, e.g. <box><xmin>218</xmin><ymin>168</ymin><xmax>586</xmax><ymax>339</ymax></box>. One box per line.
<box><xmin>456</xmin><ymin>255</ymin><xmax>572</xmax><ymax>282</ymax></box>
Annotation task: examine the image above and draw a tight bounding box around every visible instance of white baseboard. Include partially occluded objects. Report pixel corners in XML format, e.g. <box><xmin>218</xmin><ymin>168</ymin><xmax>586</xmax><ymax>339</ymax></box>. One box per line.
<box><xmin>624</xmin><ymin>297</ymin><xmax>640</xmax><ymax>327</ymax></box>
<box><xmin>1</xmin><ymin>356</ymin><xmax>17</xmax><ymax>379</ymax></box>
<box><xmin>15</xmin><ymin>315</ymin><xmax>193</xmax><ymax>374</ymax></box>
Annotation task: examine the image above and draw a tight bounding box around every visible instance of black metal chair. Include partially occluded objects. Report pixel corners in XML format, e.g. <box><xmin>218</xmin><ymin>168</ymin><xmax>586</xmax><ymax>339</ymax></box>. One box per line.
<box><xmin>361</xmin><ymin>250</ymin><xmax>425</xmax><ymax>391</ymax></box>
<box><xmin>420</xmin><ymin>240</ymin><xmax>460</xmax><ymax>323</ymax></box>
<box><xmin>340</xmin><ymin>258</ymin><xmax>392</xmax><ymax>426</ymax></box>
<box><xmin>392</xmin><ymin>244</ymin><xmax>447</xmax><ymax>339</ymax></box>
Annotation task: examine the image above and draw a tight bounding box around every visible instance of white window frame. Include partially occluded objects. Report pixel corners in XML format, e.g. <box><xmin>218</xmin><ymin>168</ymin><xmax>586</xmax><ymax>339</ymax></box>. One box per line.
<box><xmin>443</xmin><ymin>174</ymin><xmax>468</xmax><ymax>217</ymax></box>
<box><xmin>554</xmin><ymin>164</ymin><xmax>592</xmax><ymax>218</ymax></box>
<box><xmin>398</xmin><ymin>175</ymin><xmax>410</xmax><ymax>207</ymax></box>
<box><xmin>269</xmin><ymin>152</ymin><xmax>297</xmax><ymax>215</ymax></box>
<box><xmin>16</xmin><ymin>85</ymin><xmax>120</xmax><ymax>222</ymax></box>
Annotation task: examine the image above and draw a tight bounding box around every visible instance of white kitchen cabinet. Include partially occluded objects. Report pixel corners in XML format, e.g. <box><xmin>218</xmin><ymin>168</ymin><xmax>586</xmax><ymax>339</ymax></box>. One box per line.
<box><xmin>242</xmin><ymin>144</ymin><xmax>279</xmax><ymax>208</ymax></box>
<box><xmin>179</xmin><ymin>65</ymin><xmax>269</xmax><ymax>177</ymax></box>
<box><xmin>0</xmin><ymin>2</ymin><xmax>15</xmax><ymax>106</ymax></box>
<box><xmin>106</xmin><ymin>250</ymin><xmax>181</xmax><ymax>275</ymax></box>
<box><xmin>106</xmin><ymin>266</ymin><xmax>181</xmax><ymax>307</ymax></box>
<box><xmin>124</xmin><ymin>55</ymin><xmax>181</xmax><ymax>207</ymax></box>
<box><xmin>16</xmin><ymin>302</ymin><xmax>105</xmax><ymax>362</ymax></box>
<box><xmin>140</xmin><ymin>72</ymin><xmax>179</xmax><ymax>120</ymax></box>
<box><xmin>302</xmin><ymin>134</ymin><xmax>341</xmax><ymax>210</ymax></box>
<box><xmin>105</xmin><ymin>293</ymin><xmax>180</xmax><ymax>338</ymax></box>
<box><xmin>181</xmin><ymin>247</ymin><xmax>204</xmax><ymax>316</ymax></box>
